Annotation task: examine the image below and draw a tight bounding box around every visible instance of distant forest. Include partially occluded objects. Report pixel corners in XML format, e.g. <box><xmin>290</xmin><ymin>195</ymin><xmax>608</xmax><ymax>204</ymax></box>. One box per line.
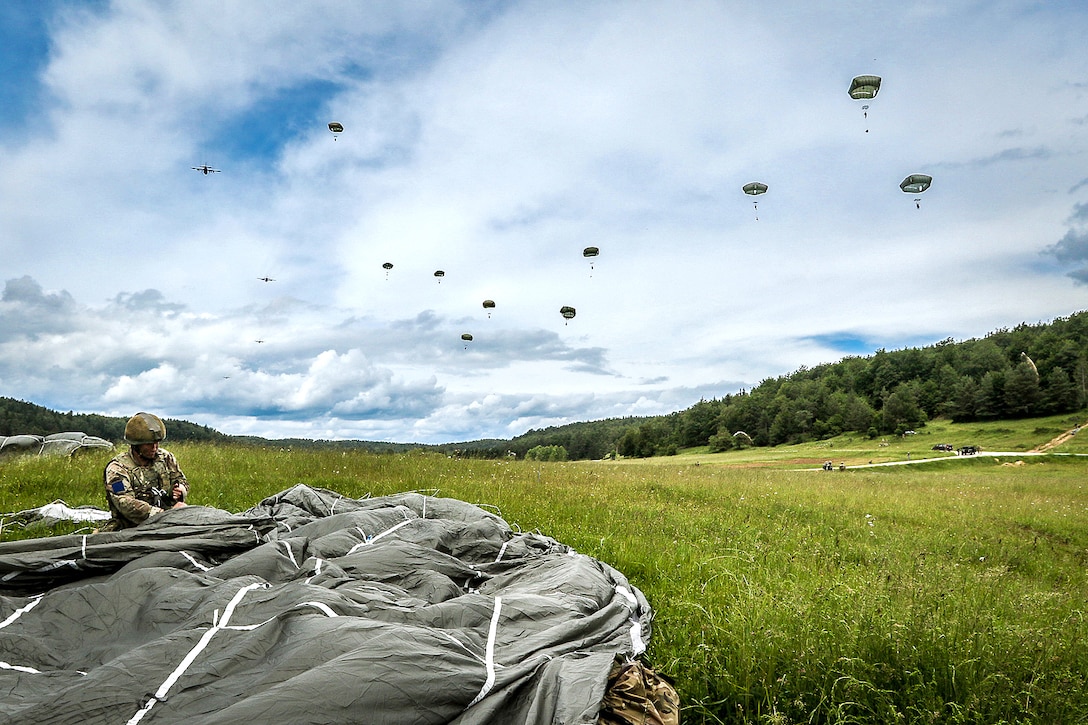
<box><xmin>0</xmin><ymin>400</ymin><xmax>229</xmax><ymax>445</ymax></box>
<box><xmin>461</xmin><ymin>310</ymin><xmax>1088</xmax><ymax>459</ymax></box>
<box><xmin>3</xmin><ymin>311</ymin><xmax>1087</xmax><ymax>461</ymax></box>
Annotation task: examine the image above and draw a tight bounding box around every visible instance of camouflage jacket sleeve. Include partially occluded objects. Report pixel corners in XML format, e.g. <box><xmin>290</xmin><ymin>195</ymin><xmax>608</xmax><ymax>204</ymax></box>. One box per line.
<box><xmin>103</xmin><ymin>458</ymin><xmax>162</xmax><ymax>525</ymax></box>
<box><xmin>160</xmin><ymin>449</ymin><xmax>189</xmax><ymax>501</ymax></box>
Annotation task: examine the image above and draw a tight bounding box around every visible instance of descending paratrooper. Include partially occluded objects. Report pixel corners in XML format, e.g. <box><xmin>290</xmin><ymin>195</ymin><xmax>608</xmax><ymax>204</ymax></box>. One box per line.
<box><xmin>742</xmin><ymin>182</ymin><xmax>768</xmax><ymax>220</ymax></box>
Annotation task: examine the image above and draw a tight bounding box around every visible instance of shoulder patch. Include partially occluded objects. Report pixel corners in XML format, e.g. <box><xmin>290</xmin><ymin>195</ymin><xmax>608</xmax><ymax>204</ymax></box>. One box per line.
<box><xmin>110</xmin><ymin>479</ymin><xmax>127</xmax><ymax>494</ymax></box>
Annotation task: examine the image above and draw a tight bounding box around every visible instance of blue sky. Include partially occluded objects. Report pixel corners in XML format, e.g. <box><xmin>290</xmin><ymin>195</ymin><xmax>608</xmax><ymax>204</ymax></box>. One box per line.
<box><xmin>2</xmin><ymin>0</ymin><xmax>1088</xmax><ymax>443</ymax></box>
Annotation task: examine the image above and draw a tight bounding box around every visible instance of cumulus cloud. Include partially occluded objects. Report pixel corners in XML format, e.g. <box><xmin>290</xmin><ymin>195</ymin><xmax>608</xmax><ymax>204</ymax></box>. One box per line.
<box><xmin>3</xmin><ymin>3</ymin><xmax>1088</xmax><ymax>442</ymax></box>
<box><xmin>0</xmin><ymin>276</ymin><xmax>79</xmax><ymax>339</ymax></box>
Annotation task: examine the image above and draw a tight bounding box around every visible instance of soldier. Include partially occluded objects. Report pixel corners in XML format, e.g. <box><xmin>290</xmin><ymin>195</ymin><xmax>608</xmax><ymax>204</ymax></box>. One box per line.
<box><xmin>99</xmin><ymin>412</ymin><xmax>188</xmax><ymax>531</ymax></box>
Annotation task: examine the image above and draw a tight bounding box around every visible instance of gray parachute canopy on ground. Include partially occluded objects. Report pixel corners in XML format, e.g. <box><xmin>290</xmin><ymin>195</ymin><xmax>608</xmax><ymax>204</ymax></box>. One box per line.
<box><xmin>0</xmin><ymin>432</ymin><xmax>113</xmax><ymax>459</ymax></box>
<box><xmin>0</xmin><ymin>485</ymin><xmax>667</xmax><ymax>724</ymax></box>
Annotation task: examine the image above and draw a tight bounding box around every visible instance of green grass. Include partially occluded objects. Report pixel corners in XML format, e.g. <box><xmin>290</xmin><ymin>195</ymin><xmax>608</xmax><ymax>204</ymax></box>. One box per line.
<box><xmin>633</xmin><ymin>412</ymin><xmax>1088</xmax><ymax>468</ymax></box>
<box><xmin>3</xmin><ymin>417</ymin><xmax>1088</xmax><ymax>724</ymax></box>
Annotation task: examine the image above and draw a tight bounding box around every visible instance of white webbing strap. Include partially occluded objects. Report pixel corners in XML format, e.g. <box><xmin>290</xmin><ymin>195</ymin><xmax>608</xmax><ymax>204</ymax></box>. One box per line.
<box><xmin>299</xmin><ymin>601</ymin><xmax>338</xmax><ymax>617</ymax></box>
<box><xmin>0</xmin><ymin>594</ymin><xmax>43</xmax><ymax>630</ymax></box>
<box><xmin>346</xmin><ymin>518</ymin><xmax>416</xmax><ymax>554</ymax></box>
<box><xmin>126</xmin><ymin>582</ymin><xmax>265</xmax><ymax>724</ymax></box>
<box><xmin>615</xmin><ymin>586</ymin><xmax>646</xmax><ymax>655</ymax></box>
<box><xmin>179</xmin><ymin>551</ymin><xmax>211</xmax><ymax>572</ymax></box>
<box><xmin>304</xmin><ymin>558</ymin><xmax>324</xmax><ymax>585</ymax></box>
<box><xmin>280</xmin><ymin>540</ymin><xmax>300</xmax><ymax>569</ymax></box>
<box><xmin>467</xmin><ymin>595</ymin><xmax>503</xmax><ymax>708</ymax></box>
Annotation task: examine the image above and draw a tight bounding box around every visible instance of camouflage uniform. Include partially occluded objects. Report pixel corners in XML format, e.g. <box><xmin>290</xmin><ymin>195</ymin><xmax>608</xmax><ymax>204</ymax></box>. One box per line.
<box><xmin>101</xmin><ymin>448</ymin><xmax>188</xmax><ymax>531</ymax></box>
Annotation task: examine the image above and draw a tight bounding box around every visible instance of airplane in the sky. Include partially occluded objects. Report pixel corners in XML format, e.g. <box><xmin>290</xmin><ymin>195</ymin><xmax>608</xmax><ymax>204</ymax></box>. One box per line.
<box><xmin>257</xmin><ymin>276</ymin><xmax>275</xmax><ymax>282</ymax></box>
<box><xmin>191</xmin><ymin>164</ymin><xmax>220</xmax><ymax>175</ymax></box>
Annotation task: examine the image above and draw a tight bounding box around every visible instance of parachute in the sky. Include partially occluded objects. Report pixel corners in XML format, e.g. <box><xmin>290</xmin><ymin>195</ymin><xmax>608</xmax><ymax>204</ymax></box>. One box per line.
<box><xmin>328</xmin><ymin>122</ymin><xmax>343</xmax><ymax>140</ymax></box>
<box><xmin>434</xmin><ymin>270</ymin><xmax>445</xmax><ymax>283</ymax></box>
<box><xmin>848</xmin><ymin>75</ymin><xmax>881</xmax><ymax>100</ymax></box>
<box><xmin>1020</xmin><ymin>352</ymin><xmax>1039</xmax><ymax>378</ymax></box>
<box><xmin>560</xmin><ymin>305</ymin><xmax>576</xmax><ymax>325</ymax></box>
<box><xmin>482</xmin><ymin>299</ymin><xmax>496</xmax><ymax>318</ymax></box>
<box><xmin>742</xmin><ymin>182</ymin><xmax>768</xmax><ymax>220</ymax></box>
<box><xmin>900</xmin><ymin>174</ymin><xmax>932</xmax><ymax>208</ymax></box>
<box><xmin>382</xmin><ymin>262</ymin><xmax>394</xmax><ymax>279</ymax></box>
<box><xmin>583</xmin><ymin>246</ymin><xmax>599</xmax><ymax>274</ymax></box>
<box><xmin>461</xmin><ymin>332</ymin><xmax>473</xmax><ymax>349</ymax></box>
<box><xmin>849</xmin><ymin>75</ymin><xmax>881</xmax><ymax>132</ymax></box>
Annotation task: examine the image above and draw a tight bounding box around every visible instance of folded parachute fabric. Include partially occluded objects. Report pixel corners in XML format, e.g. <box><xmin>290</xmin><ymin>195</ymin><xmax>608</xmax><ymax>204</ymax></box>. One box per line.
<box><xmin>0</xmin><ymin>500</ymin><xmax>112</xmax><ymax>534</ymax></box>
<box><xmin>0</xmin><ymin>484</ymin><xmax>666</xmax><ymax>724</ymax></box>
<box><xmin>0</xmin><ymin>432</ymin><xmax>113</xmax><ymax>458</ymax></box>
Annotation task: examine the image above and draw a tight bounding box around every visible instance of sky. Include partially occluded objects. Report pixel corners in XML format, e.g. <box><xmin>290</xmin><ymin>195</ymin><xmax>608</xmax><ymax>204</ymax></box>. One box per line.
<box><xmin>2</xmin><ymin>0</ymin><xmax>1088</xmax><ymax>444</ymax></box>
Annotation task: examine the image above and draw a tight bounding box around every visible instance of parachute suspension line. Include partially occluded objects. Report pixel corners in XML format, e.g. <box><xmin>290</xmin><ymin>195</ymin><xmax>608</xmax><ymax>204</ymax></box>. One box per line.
<box><xmin>495</xmin><ymin>539</ymin><xmax>511</xmax><ymax>563</ymax></box>
<box><xmin>467</xmin><ymin>596</ymin><xmax>504</xmax><ymax>708</ymax></box>
<box><xmin>127</xmin><ymin>582</ymin><xmax>266</xmax><ymax>725</ymax></box>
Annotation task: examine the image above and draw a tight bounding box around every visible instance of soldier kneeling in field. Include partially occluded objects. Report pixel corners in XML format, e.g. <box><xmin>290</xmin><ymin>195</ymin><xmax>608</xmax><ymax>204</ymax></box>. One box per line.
<box><xmin>98</xmin><ymin>412</ymin><xmax>189</xmax><ymax>532</ymax></box>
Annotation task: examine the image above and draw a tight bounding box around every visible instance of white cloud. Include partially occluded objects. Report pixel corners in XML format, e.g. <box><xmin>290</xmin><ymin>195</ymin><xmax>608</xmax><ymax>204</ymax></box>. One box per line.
<box><xmin>2</xmin><ymin>1</ymin><xmax>1088</xmax><ymax>442</ymax></box>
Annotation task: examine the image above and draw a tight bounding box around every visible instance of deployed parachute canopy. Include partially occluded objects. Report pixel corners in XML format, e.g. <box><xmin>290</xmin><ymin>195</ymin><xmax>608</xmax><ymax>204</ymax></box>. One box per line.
<box><xmin>434</xmin><ymin>270</ymin><xmax>445</xmax><ymax>283</ymax></box>
<box><xmin>583</xmin><ymin>246</ymin><xmax>599</xmax><ymax>274</ymax></box>
<box><xmin>900</xmin><ymin>174</ymin><xmax>932</xmax><ymax>208</ymax></box>
<box><xmin>848</xmin><ymin>75</ymin><xmax>881</xmax><ymax>100</ymax></box>
<box><xmin>382</xmin><ymin>262</ymin><xmax>393</xmax><ymax>279</ymax></box>
<box><xmin>482</xmin><ymin>299</ymin><xmax>496</xmax><ymax>318</ymax></box>
<box><xmin>560</xmin><ymin>305</ymin><xmax>576</xmax><ymax>325</ymax></box>
<box><xmin>849</xmin><ymin>75</ymin><xmax>881</xmax><ymax>132</ymax></box>
<box><xmin>742</xmin><ymin>182</ymin><xmax>768</xmax><ymax>220</ymax></box>
<box><xmin>461</xmin><ymin>332</ymin><xmax>473</xmax><ymax>348</ymax></box>
<box><xmin>328</xmin><ymin>121</ymin><xmax>343</xmax><ymax>140</ymax></box>
<box><xmin>0</xmin><ymin>485</ymin><xmax>668</xmax><ymax>723</ymax></box>
<box><xmin>1020</xmin><ymin>352</ymin><xmax>1039</xmax><ymax>378</ymax></box>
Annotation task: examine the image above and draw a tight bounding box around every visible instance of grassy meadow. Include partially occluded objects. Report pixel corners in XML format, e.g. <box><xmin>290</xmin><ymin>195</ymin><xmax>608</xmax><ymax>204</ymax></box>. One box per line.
<box><xmin>2</xmin><ymin>414</ymin><xmax>1087</xmax><ymax>724</ymax></box>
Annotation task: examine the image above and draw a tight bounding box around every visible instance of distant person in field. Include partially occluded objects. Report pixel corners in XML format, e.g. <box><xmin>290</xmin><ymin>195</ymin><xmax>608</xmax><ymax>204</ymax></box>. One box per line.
<box><xmin>99</xmin><ymin>412</ymin><xmax>188</xmax><ymax>531</ymax></box>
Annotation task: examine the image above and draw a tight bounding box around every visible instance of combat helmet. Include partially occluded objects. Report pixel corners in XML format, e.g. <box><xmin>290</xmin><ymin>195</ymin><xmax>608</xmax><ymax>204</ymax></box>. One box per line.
<box><xmin>124</xmin><ymin>412</ymin><xmax>167</xmax><ymax>444</ymax></box>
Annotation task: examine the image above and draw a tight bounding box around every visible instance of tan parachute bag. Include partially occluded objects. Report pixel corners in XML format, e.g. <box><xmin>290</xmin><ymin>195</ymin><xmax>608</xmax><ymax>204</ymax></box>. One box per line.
<box><xmin>598</xmin><ymin>657</ymin><xmax>680</xmax><ymax>725</ymax></box>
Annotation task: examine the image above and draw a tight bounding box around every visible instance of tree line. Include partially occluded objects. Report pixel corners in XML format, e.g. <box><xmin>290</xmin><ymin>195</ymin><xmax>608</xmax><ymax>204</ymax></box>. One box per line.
<box><xmin>466</xmin><ymin>310</ymin><xmax>1088</xmax><ymax>459</ymax></box>
<box><xmin>4</xmin><ymin>311</ymin><xmax>1087</xmax><ymax>460</ymax></box>
<box><xmin>0</xmin><ymin>398</ymin><xmax>229</xmax><ymax>444</ymax></box>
